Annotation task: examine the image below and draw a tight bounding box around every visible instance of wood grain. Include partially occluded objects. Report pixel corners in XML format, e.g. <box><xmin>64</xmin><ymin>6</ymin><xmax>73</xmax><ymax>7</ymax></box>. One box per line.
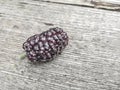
<box><xmin>0</xmin><ymin>0</ymin><xmax>120</xmax><ymax>90</ymax></box>
<box><xmin>43</xmin><ymin>0</ymin><xmax>120</xmax><ymax>10</ymax></box>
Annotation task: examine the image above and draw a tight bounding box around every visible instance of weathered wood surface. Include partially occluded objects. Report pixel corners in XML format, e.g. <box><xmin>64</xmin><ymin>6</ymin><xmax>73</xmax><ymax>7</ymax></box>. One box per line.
<box><xmin>0</xmin><ymin>0</ymin><xmax>120</xmax><ymax>90</ymax></box>
<box><xmin>43</xmin><ymin>0</ymin><xmax>120</xmax><ymax>10</ymax></box>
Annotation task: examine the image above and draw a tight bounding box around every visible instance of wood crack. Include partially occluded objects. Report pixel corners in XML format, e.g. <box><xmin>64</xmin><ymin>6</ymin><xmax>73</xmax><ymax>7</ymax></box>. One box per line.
<box><xmin>43</xmin><ymin>0</ymin><xmax>120</xmax><ymax>12</ymax></box>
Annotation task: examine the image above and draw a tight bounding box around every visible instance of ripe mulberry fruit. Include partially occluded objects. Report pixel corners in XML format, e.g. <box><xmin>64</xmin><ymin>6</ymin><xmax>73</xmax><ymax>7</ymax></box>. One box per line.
<box><xmin>23</xmin><ymin>27</ymin><xmax>68</xmax><ymax>62</ymax></box>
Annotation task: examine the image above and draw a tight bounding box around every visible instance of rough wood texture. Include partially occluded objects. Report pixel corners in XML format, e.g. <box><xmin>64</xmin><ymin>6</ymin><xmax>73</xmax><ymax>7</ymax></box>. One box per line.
<box><xmin>43</xmin><ymin>0</ymin><xmax>120</xmax><ymax>10</ymax></box>
<box><xmin>0</xmin><ymin>0</ymin><xmax>120</xmax><ymax>90</ymax></box>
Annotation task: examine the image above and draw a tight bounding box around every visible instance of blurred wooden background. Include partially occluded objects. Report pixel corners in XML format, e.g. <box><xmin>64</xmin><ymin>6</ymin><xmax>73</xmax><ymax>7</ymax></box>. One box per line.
<box><xmin>0</xmin><ymin>0</ymin><xmax>120</xmax><ymax>90</ymax></box>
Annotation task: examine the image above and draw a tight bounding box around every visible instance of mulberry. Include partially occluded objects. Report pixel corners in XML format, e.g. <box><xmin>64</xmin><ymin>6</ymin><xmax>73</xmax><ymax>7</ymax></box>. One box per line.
<box><xmin>23</xmin><ymin>27</ymin><xmax>68</xmax><ymax>62</ymax></box>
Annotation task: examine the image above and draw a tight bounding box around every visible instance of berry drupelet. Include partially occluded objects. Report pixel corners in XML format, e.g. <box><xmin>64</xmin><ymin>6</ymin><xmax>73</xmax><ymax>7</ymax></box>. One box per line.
<box><xmin>23</xmin><ymin>27</ymin><xmax>69</xmax><ymax>62</ymax></box>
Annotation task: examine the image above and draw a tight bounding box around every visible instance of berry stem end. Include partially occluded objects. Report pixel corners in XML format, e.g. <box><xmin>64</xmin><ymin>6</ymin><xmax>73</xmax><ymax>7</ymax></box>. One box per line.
<box><xmin>20</xmin><ymin>52</ymin><xmax>26</xmax><ymax>60</ymax></box>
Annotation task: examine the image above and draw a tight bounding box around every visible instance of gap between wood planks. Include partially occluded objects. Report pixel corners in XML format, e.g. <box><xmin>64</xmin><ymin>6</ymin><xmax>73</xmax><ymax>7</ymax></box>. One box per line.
<box><xmin>42</xmin><ymin>0</ymin><xmax>120</xmax><ymax>11</ymax></box>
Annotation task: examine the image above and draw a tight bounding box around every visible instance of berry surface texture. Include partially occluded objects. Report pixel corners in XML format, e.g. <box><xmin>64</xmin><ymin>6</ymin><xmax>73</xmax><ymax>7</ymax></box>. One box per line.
<box><xmin>23</xmin><ymin>27</ymin><xmax>68</xmax><ymax>62</ymax></box>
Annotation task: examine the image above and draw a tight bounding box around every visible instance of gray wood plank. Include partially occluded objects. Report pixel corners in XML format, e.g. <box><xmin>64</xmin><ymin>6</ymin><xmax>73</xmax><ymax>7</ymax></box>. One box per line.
<box><xmin>43</xmin><ymin>0</ymin><xmax>120</xmax><ymax>10</ymax></box>
<box><xmin>0</xmin><ymin>70</ymin><xmax>72</xmax><ymax>90</ymax></box>
<box><xmin>0</xmin><ymin>0</ymin><xmax>120</xmax><ymax>90</ymax></box>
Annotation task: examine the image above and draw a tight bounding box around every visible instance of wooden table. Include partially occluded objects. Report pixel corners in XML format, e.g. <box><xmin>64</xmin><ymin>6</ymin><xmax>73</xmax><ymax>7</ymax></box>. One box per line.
<box><xmin>0</xmin><ymin>0</ymin><xmax>120</xmax><ymax>90</ymax></box>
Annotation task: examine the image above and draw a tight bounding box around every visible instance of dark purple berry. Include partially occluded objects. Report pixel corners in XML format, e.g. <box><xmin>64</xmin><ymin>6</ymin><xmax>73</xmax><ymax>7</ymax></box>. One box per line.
<box><xmin>23</xmin><ymin>27</ymin><xmax>69</xmax><ymax>62</ymax></box>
